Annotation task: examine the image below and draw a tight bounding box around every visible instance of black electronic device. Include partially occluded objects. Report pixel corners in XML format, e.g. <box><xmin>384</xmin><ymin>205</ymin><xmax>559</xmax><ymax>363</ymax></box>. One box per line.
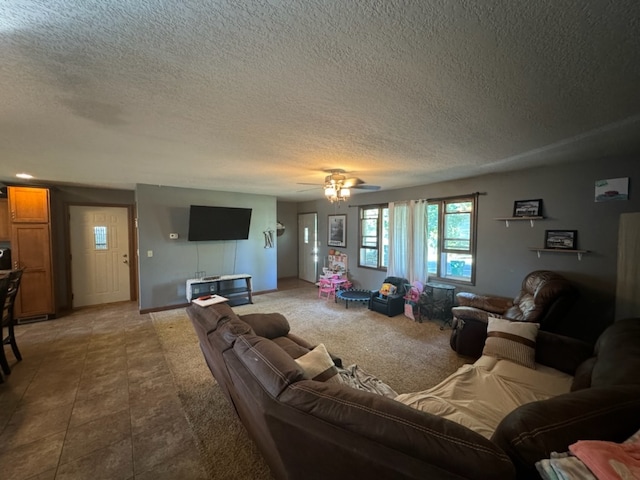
<box><xmin>0</xmin><ymin>248</ymin><xmax>11</xmax><ymax>270</ymax></box>
<box><xmin>187</xmin><ymin>205</ymin><xmax>252</xmax><ymax>241</ymax></box>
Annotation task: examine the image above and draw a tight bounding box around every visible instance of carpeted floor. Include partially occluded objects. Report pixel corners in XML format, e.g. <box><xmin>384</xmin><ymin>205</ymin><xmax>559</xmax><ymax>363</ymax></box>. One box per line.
<box><xmin>150</xmin><ymin>283</ymin><xmax>468</xmax><ymax>479</ymax></box>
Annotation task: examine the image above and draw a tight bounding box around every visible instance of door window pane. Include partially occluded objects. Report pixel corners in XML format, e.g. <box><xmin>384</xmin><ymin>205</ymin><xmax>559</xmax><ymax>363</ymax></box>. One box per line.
<box><xmin>94</xmin><ymin>226</ymin><xmax>107</xmax><ymax>250</ymax></box>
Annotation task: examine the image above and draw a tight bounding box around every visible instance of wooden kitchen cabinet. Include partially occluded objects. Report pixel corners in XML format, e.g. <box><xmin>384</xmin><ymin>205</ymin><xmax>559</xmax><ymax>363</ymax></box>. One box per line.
<box><xmin>8</xmin><ymin>186</ymin><xmax>50</xmax><ymax>223</ymax></box>
<box><xmin>8</xmin><ymin>186</ymin><xmax>55</xmax><ymax>320</ymax></box>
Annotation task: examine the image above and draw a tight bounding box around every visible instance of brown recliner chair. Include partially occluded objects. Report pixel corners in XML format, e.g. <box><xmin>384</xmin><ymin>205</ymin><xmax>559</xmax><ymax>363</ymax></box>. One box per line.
<box><xmin>450</xmin><ymin>270</ymin><xmax>579</xmax><ymax>357</ymax></box>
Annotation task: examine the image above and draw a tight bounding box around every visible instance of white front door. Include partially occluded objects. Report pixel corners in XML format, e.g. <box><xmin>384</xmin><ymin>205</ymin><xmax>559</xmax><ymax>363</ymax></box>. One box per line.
<box><xmin>298</xmin><ymin>213</ymin><xmax>318</xmax><ymax>283</ymax></box>
<box><xmin>69</xmin><ymin>206</ymin><xmax>131</xmax><ymax>307</ymax></box>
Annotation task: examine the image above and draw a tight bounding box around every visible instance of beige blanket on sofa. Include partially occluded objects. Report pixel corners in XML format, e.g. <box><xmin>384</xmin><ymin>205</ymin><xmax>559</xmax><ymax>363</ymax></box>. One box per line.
<box><xmin>395</xmin><ymin>356</ymin><xmax>573</xmax><ymax>439</ymax></box>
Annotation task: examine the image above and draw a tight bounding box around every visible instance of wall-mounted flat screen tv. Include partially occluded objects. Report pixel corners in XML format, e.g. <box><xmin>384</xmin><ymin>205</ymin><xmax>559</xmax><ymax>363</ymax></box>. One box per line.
<box><xmin>188</xmin><ymin>205</ymin><xmax>252</xmax><ymax>241</ymax></box>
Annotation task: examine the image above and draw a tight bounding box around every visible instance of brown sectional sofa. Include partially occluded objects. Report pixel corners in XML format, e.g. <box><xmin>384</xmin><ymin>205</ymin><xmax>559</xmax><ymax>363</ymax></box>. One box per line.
<box><xmin>186</xmin><ymin>302</ymin><xmax>640</xmax><ymax>480</ymax></box>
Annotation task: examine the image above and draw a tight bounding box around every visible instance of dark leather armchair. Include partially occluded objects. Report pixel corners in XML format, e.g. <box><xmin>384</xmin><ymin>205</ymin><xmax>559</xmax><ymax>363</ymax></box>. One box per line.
<box><xmin>450</xmin><ymin>270</ymin><xmax>579</xmax><ymax>357</ymax></box>
<box><xmin>369</xmin><ymin>276</ymin><xmax>409</xmax><ymax>317</ymax></box>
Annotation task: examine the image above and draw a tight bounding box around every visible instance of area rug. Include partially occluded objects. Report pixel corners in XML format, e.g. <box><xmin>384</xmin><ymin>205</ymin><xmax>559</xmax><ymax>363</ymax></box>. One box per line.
<box><xmin>150</xmin><ymin>284</ymin><xmax>467</xmax><ymax>479</ymax></box>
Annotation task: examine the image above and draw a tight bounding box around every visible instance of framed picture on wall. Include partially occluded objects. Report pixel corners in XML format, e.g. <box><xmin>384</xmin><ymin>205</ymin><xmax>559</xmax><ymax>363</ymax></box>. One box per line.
<box><xmin>513</xmin><ymin>198</ymin><xmax>543</xmax><ymax>217</ymax></box>
<box><xmin>545</xmin><ymin>230</ymin><xmax>577</xmax><ymax>250</ymax></box>
<box><xmin>328</xmin><ymin>214</ymin><xmax>346</xmax><ymax>247</ymax></box>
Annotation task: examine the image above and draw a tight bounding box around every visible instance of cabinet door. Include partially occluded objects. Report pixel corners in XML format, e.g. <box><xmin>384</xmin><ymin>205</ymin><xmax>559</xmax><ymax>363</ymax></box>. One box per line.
<box><xmin>11</xmin><ymin>223</ymin><xmax>54</xmax><ymax>318</ymax></box>
<box><xmin>0</xmin><ymin>198</ymin><xmax>9</xmax><ymax>241</ymax></box>
<box><xmin>8</xmin><ymin>186</ymin><xmax>50</xmax><ymax>223</ymax></box>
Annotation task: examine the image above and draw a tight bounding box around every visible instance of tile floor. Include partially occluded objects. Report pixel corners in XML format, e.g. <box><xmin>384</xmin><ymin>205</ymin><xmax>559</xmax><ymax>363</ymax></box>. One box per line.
<box><xmin>0</xmin><ymin>302</ymin><xmax>208</xmax><ymax>480</ymax></box>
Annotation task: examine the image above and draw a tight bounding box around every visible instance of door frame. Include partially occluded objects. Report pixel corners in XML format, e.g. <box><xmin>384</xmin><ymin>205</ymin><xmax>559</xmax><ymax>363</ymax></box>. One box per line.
<box><xmin>63</xmin><ymin>202</ymin><xmax>138</xmax><ymax>309</ymax></box>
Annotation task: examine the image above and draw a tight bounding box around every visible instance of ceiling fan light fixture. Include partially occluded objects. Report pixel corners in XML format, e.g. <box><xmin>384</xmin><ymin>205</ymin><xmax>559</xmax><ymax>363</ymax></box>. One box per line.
<box><xmin>316</xmin><ymin>169</ymin><xmax>378</xmax><ymax>203</ymax></box>
<box><xmin>324</xmin><ymin>183</ymin><xmax>350</xmax><ymax>203</ymax></box>
<box><xmin>324</xmin><ymin>185</ymin><xmax>337</xmax><ymax>198</ymax></box>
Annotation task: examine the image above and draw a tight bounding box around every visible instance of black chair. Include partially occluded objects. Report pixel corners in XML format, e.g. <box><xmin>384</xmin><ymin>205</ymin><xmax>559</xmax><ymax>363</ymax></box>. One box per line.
<box><xmin>368</xmin><ymin>276</ymin><xmax>409</xmax><ymax>317</ymax></box>
<box><xmin>0</xmin><ymin>275</ymin><xmax>11</xmax><ymax>382</ymax></box>
<box><xmin>1</xmin><ymin>269</ymin><xmax>23</xmax><ymax>377</ymax></box>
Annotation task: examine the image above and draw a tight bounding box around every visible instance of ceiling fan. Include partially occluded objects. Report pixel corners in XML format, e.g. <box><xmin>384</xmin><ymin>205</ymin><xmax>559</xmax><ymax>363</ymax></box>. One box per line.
<box><xmin>298</xmin><ymin>169</ymin><xmax>380</xmax><ymax>203</ymax></box>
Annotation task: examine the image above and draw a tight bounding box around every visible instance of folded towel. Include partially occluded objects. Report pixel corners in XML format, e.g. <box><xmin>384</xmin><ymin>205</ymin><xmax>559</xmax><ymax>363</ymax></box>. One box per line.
<box><xmin>535</xmin><ymin>428</ymin><xmax>640</xmax><ymax>480</ymax></box>
<box><xmin>536</xmin><ymin>452</ymin><xmax>597</xmax><ymax>480</ymax></box>
<box><xmin>569</xmin><ymin>436</ymin><xmax>640</xmax><ymax>480</ymax></box>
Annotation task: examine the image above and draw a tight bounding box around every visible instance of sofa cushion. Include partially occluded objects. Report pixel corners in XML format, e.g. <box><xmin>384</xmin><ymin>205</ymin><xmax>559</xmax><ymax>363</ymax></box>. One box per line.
<box><xmin>239</xmin><ymin>312</ymin><xmax>290</xmax><ymax>339</ymax></box>
<box><xmin>271</xmin><ymin>336</ymin><xmax>313</xmax><ymax>359</ymax></box>
<box><xmin>216</xmin><ymin>316</ymin><xmax>254</xmax><ymax>348</ymax></box>
<box><xmin>295</xmin><ymin>343</ymin><xmax>342</xmax><ymax>384</ymax></box>
<box><xmin>233</xmin><ymin>334</ymin><xmax>305</xmax><ymax>398</ymax></box>
<box><xmin>535</xmin><ymin>330</ymin><xmax>594</xmax><ymax>375</ymax></box>
<box><xmin>571</xmin><ymin>357</ymin><xmax>596</xmax><ymax>391</ymax></box>
<box><xmin>396</xmin><ymin>356</ymin><xmax>572</xmax><ymax>439</ymax></box>
<box><xmin>186</xmin><ymin>302</ymin><xmax>235</xmax><ymax>336</ymax></box>
<box><xmin>591</xmin><ymin>319</ymin><xmax>640</xmax><ymax>387</ymax></box>
<box><xmin>483</xmin><ymin>317</ymin><xmax>540</xmax><ymax>369</ymax></box>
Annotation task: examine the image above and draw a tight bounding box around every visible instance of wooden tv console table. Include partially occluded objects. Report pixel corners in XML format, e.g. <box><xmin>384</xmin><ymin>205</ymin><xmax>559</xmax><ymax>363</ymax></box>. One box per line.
<box><xmin>186</xmin><ymin>274</ymin><xmax>253</xmax><ymax>306</ymax></box>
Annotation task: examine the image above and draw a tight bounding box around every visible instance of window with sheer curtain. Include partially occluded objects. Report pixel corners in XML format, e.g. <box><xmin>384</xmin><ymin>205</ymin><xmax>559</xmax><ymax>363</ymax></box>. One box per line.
<box><xmin>387</xmin><ymin>200</ymin><xmax>428</xmax><ymax>282</ymax></box>
<box><xmin>360</xmin><ymin>195</ymin><xmax>476</xmax><ymax>284</ymax></box>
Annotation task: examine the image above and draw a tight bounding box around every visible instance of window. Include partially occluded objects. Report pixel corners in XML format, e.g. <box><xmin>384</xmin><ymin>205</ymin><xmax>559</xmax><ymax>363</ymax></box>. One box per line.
<box><xmin>94</xmin><ymin>226</ymin><xmax>108</xmax><ymax>250</ymax></box>
<box><xmin>358</xmin><ymin>205</ymin><xmax>389</xmax><ymax>269</ymax></box>
<box><xmin>427</xmin><ymin>195</ymin><xmax>477</xmax><ymax>284</ymax></box>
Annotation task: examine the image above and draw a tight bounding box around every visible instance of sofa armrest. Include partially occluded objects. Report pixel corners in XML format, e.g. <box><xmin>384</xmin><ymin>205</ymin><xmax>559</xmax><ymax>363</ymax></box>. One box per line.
<box><xmin>449</xmin><ymin>315</ymin><xmax>489</xmax><ymax>358</ymax></box>
<box><xmin>451</xmin><ymin>306</ymin><xmax>492</xmax><ymax>323</ymax></box>
<box><xmin>492</xmin><ymin>385</ymin><xmax>640</xmax><ymax>479</ymax></box>
<box><xmin>456</xmin><ymin>292</ymin><xmax>512</xmax><ymax>314</ymax></box>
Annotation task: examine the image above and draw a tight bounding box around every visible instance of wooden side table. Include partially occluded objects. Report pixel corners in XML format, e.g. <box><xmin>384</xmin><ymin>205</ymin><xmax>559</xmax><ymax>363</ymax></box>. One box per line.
<box><xmin>419</xmin><ymin>282</ymin><xmax>456</xmax><ymax>328</ymax></box>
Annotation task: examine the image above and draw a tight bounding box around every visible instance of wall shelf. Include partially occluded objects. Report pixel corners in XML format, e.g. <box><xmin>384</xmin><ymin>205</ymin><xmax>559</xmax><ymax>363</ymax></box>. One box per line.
<box><xmin>495</xmin><ymin>216</ymin><xmax>543</xmax><ymax>227</ymax></box>
<box><xmin>528</xmin><ymin>248</ymin><xmax>589</xmax><ymax>261</ymax></box>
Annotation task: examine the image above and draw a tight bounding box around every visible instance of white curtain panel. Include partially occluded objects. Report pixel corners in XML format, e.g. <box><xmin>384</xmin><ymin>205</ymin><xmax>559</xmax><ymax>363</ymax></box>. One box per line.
<box><xmin>387</xmin><ymin>201</ymin><xmax>409</xmax><ymax>279</ymax></box>
<box><xmin>411</xmin><ymin>200</ymin><xmax>428</xmax><ymax>283</ymax></box>
<box><xmin>388</xmin><ymin>200</ymin><xmax>428</xmax><ymax>283</ymax></box>
<box><xmin>616</xmin><ymin>212</ymin><xmax>640</xmax><ymax>320</ymax></box>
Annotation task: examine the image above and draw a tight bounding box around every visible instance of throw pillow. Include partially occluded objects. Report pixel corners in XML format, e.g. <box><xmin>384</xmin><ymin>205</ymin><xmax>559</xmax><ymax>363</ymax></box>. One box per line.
<box><xmin>379</xmin><ymin>282</ymin><xmax>397</xmax><ymax>296</ymax></box>
<box><xmin>483</xmin><ymin>317</ymin><xmax>540</xmax><ymax>369</ymax></box>
<box><xmin>295</xmin><ymin>344</ymin><xmax>343</xmax><ymax>384</ymax></box>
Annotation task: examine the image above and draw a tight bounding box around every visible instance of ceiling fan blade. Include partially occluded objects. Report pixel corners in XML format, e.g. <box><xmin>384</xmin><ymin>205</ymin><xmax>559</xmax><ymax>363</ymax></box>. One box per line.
<box><xmin>297</xmin><ymin>182</ymin><xmax>322</xmax><ymax>186</ymax></box>
<box><xmin>342</xmin><ymin>177</ymin><xmax>365</xmax><ymax>188</ymax></box>
<box><xmin>351</xmin><ymin>184</ymin><xmax>381</xmax><ymax>190</ymax></box>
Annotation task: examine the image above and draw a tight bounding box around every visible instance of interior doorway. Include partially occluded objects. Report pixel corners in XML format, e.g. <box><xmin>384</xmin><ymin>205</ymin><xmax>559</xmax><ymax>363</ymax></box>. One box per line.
<box><xmin>298</xmin><ymin>212</ymin><xmax>318</xmax><ymax>284</ymax></box>
<box><xmin>616</xmin><ymin>212</ymin><xmax>640</xmax><ymax>319</ymax></box>
<box><xmin>68</xmin><ymin>205</ymin><xmax>135</xmax><ymax>308</ymax></box>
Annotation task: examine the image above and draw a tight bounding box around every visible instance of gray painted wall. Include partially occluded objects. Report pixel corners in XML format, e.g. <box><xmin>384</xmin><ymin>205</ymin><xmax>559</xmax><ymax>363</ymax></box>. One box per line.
<box><xmin>135</xmin><ymin>184</ymin><xmax>277</xmax><ymax>311</ymax></box>
<box><xmin>298</xmin><ymin>157</ymin><xmax>639</xmax><ymax>342</ymax></box>
<box><xmin>40</xmin><ymin>155</ymin><xmax>638</xmax><ymax>342</ymax></box>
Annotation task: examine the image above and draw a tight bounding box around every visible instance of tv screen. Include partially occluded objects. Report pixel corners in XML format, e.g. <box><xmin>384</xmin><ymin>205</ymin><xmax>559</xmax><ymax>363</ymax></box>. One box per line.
<box><xmin>188</xmin><ymin>205</ymin><xmax>252</xmax><ymax>241</ymax></box>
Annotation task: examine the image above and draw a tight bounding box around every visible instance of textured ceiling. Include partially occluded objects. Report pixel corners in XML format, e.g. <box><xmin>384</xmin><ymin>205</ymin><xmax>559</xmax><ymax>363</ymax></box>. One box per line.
<box><xmin>1</xmin><ymin>0</ymin><xmax>640</xmax><ymax>201</ymax></box>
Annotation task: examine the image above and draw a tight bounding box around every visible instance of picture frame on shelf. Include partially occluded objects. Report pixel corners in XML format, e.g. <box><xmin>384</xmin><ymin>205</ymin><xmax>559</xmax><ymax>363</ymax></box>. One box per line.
<box><xmin>513</xmin><ymin>198</ymin><xmax>543</xmax><ymax>217</ymax></box>
<box><xmin>328</xmin><ymin>214</ymin><xmax>347</xmax><ymax>247</ymax></box>
<box><xmin>545</xmin><ymin>230</ymin><xmax>577</xmax><ymax>250</ymax></box>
